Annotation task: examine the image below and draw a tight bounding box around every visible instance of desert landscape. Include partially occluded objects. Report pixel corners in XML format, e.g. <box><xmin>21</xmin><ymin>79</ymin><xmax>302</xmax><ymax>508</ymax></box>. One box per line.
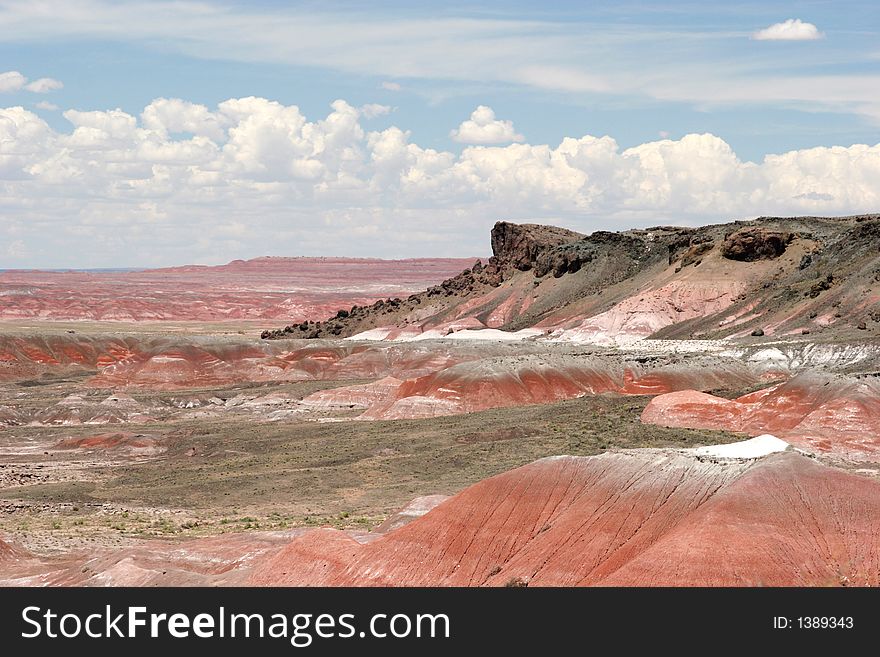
<box><xmin>2</xmin><ymin>216</ymin><xmax>879</xmax><ymax>587</ymax></box>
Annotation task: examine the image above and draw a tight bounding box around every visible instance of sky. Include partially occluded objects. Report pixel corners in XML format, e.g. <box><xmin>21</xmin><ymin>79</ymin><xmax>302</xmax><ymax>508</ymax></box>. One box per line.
<box><xmin>1</xmin><ymin>0</ymin><xmax>879</xmax><ymax>268</ymax></box>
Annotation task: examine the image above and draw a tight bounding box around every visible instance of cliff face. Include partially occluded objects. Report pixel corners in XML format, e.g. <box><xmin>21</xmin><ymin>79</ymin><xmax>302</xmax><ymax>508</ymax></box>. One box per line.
<box><xmin>262</xmin><ymin>214</ymin><xmax>880</xmax><ymax>343</ymax></box>
<box><xmin>489</xmin><ymin>221</ymin><xmax>584</xmax><ymax>271</ymax></box>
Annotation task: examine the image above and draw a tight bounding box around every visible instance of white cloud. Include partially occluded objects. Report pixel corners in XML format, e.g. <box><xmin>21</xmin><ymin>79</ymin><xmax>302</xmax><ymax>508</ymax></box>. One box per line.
<box><xmin>450</xmin><ymin>106</ymin><xmax>524</xmax><ymax>144</ymax></box>
<box><xmin>0</xmin><ymin>70</ymin><xmax>26</xmax><ymax>92</ymax></box>
<box><xmin>0</xmin><ymin>4</ymin><xmax>874</xmax><ymax>122</ymax></box>
<box><xmin>24</xmin><ymin>77</ymin><xmax>63</xmax><ymax>93</ymax></box>
<box><xmin>360</xmin><ymin>103</ymin><xmax>392</xmax><ymax>119</ymax></box>
<box><xmin>1</xmin><ymin>96</ymin><xmax>879</xmax><ymax>266</ymax></box>
<box><xmin>34</xmin><ymin>100</ymin><xmax>59</xmax><ymax>111</ymax></box>
<box><xmin>0</xmin><ymin>70</ymin><xmax>63</xmax><ymax>94</ymax></box>
<box><xmin>141</xmin><ymin>97</ymin><xmax>227</xmax><ymax>141</ymax></box>
<box><xmin>753</xmin><ymin>19</ymin><xmax>823</xmax><ymax>41</ymax></box>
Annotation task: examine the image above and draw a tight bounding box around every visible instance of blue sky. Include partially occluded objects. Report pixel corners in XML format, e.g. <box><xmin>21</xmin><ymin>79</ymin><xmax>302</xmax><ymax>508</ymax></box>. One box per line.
<box><xmin>1</xmin><ymin>1</ymin><xmax>879</xmax><ymax>267</ymax></box>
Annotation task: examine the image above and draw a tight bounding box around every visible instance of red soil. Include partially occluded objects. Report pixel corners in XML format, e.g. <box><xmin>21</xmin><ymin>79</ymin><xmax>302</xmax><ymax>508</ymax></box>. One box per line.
<box><xmin>301</xmin><ymin>377</ymin><xmax>404</xmax><ymax>410</ymax></box>
<box><xmin>0</xmin><ymin>257</ymin><xmax>475</xmax><ymax>322</ymax></box>
<box><xmin>599</xmin><ymin>453</ymin><xmax>880</xmax><ymax>586</ymax></box>
<box><xmin>0</xmin><ymin>335</ymin><xmax>133</xmax><ymax>380</ymax></box>
<box><xmin>54</xmin><ymin>432</ymin><xmax>162</xmax><ymax>453</ymax></box>
<box><xmin>0</xmin><ymin>530</ymin><xmax>314</xmax><ymax>586</ymax></box>
<box><xmin>0</xmin><ymin>334</ymin><xmax>482</xmax><ymax>388</ymax></box>
<box><xmin>88</xmin><ymin>342</ymin><xmax>480</xmax><ymax>390</ymax></box>
<box><xmin>554</xmin><ymin>279</ymin><xmax>747</xmax><ymax>343</ymax></box>
<box><xmin>249</xmin><ymin>450</ymin><xmax>880</xmax><ymax>586</ymax></box>
<box><xmin>3</xmin><ymin>449</ymin><xmax>876</xmax><ymax>586</ymax></box>
<box><xmin>641</xmin><ymin>373</ymin><xmax>880</xmax><ymax>460</ymax></box>
<box><xmin>0</xmin><ymin>538</ymin><xmax>17</xmax><ymax>561</ymax></box>
<box><xmin>354</xmin><ymin>357</ymin><xmax>763</xmax><ymax>420</ymax></box>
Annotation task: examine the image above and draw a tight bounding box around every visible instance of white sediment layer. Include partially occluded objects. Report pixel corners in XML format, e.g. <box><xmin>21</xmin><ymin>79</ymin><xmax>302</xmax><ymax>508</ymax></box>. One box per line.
<box><xmin>691</xmin><ymin>434</ymin><xmax>789</xmax><ymax>459</ymax></box>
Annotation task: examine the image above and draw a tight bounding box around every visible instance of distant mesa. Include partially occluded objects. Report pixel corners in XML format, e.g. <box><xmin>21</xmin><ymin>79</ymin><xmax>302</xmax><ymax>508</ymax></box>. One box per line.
<box><xmin>0</xmin><ymin>256</ymin><xmax>476</xmax><ymax>322</ymax></box>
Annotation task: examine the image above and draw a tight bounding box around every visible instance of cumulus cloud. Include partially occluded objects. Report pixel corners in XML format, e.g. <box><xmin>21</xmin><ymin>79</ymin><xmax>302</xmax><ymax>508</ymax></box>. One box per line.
<box><xmin>450</xmin><ymin>106</ymin><xmax>524</xmax><ymax>144</ymax></box>
<box><xmin>753</xmin><ymin>19</ymin><xmax>823</xmax><ymax>41</ymax></box>
<box><xmin>141</xmin><ymin>97</ymin><xmax>227</xmax><ymax>141</ymax></box>
<box><xmin>380</xmin><ymin>81</ymin><xmax>401</xmax><ymax>92</ymax></box>
<box><xmin>0</xmin><ymin>71</ymin><xmax>62</xmax><ymax>93</ymax></box>
<box><xmin>34</xmin><ymin>100</ymin><xmax>59</xmax><ymax>111</ymax></box>
<box><xmin>24</xmin><ymin>77</ymin><xmax>63</xmax><ymax>93</ymax></box>
<box><xmin>1</xmin><ymin>96</ymin><xmax>879</xmax><ymax>267</ymax></box>
<box><xmin>0</xmin><ymin>70</ymin><xmax>27</xmax><ymax>92</ymax></box>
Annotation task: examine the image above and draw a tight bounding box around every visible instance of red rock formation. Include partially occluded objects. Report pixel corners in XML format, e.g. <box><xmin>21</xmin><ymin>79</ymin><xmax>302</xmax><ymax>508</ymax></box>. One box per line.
<box><xmin>0</xmin><ymin>335</ymin><xmax>135</xmax><ymax>381</ymax></box>
<box><xmin>87</xmin><ymin>341</ymin><xmax>482</xmax><ymax>389</ymax></box>
<box><xmin>0</xmin><ymin>334</ymin><xmax>487</xmax><ymax>388</ymax></box>
<box><xmin>372</xmin><ymin>495</ymin><xmax>449</xmax><ymax>533</ymax></box>
<box><xmin>355</xmin><ymin>356</ymin><xmax>762</xmax><ymax>420</ymax></box>
<box><xmin>3</xmin><ymin>447</ymin><xmax>876</xmax><ymax>587</ymax></box>
<box><xmin>553</xmin><ymin>279</ymin><xmax>748</xmax><ymax>344</ymax></box>
<box><xmin>0</xmin><ymin>531</ymin><xmax>314</xmax><ymax>586</ymax></box>
<box><xmin>641</xmin><ymin>373</ymin><xmax>880</xmax><ymax>461</ymax></box>
<box><xmin>0</xmin><ymin>537</ymin><xmax>18</xmax><ymax>561</ymax></box>
<box><xmin>54</xmin><ymin>432</ymin><xmax>163</xmax><ymax>455</ymax></box>
<box><xmin>600</xmin><ymin>453</ymin><xmax>879</xmax><ymax>586</ymax></box>
<box><xmin>249</xmin><ymin>449</ymin><xmax>880</xmax><ymax>586</ymax></box>
<box><xmin>301</xmin><ymin>377</ymin><xmax>404</xmax><ymax>410</ymax></box>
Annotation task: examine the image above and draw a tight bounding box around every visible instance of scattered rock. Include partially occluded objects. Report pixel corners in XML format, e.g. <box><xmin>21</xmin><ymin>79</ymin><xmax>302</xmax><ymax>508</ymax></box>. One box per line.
<box><xmin>809</xmin><ymin>274</ymin><xmax>834</xmax><ymax>298</ymax></box>
<box><xmin>680</xmin><ymin>241</ymin><xmax>713</xmax><ymax>267</ymax></box>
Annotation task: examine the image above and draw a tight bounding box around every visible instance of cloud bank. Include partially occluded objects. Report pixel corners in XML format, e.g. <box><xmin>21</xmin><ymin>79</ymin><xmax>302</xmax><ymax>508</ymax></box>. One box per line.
<box><xmin>753</xmin><ymin>19</ymin><xmax>823</xmax><ymax>41</ymax></box>
<box><xmin>1</xmin><ymin>96</ymin><xmax>878</xmax><ymax>267</ymax></box>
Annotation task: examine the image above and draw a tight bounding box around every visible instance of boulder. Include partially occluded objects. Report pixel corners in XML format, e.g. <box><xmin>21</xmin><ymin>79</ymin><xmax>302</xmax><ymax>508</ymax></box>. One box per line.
<box><xmin>721</xmin><ymin>227</ymin><xmax>793</xmax><ymax>262</ymax></box>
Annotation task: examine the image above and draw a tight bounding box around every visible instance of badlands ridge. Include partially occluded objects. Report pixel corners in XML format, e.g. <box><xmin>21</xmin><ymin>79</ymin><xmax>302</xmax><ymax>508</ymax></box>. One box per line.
<box><xmin>1</xmin><ymin>216</ymin><xmax>880</xmax><ymax>586</ymax></box>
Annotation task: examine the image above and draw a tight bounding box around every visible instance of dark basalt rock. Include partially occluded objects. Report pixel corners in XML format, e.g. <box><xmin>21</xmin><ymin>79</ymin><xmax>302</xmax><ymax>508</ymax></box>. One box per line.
<box><xmin>680</xmin><ymin>241</ymin><xmax>714</xmax><ymax>267</ymax></box>
<box><xmin>489</xmin><ymin>221</ymin><xmax>584</xmax><ymax>271</ymax></box>
<box><xmin>721</xmin><ymin>227</ymin><xmax>793</xmax><ymax>262</ymax></box>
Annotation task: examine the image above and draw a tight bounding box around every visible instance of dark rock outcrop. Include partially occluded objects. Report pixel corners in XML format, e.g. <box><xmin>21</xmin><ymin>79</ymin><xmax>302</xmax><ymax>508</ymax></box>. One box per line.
<box><xmin>720</xmin><ymin>227</ymin><xmax>793</xmax><ymax>262</ymax></box>
<box><xmin>490</xmin><ymin>221</ymin><xmax>584</xmax><ymax>271</ymax></box>
<box><xmin>261</xmin><ymin>214</ymin><xmax>880</xmax><ymax>342</ymax></box>
<box><xmin>680</xmin><ymin>241</ymin><xmax>714</xmax><ymax>267</ymax></box>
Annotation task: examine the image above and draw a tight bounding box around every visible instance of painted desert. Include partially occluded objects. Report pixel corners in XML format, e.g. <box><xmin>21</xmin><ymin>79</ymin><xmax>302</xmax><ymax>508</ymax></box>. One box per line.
<box><xmin>2</xmin><ymin>216</ymin><xmax>880</xmax><ymax>586</ymax></box>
